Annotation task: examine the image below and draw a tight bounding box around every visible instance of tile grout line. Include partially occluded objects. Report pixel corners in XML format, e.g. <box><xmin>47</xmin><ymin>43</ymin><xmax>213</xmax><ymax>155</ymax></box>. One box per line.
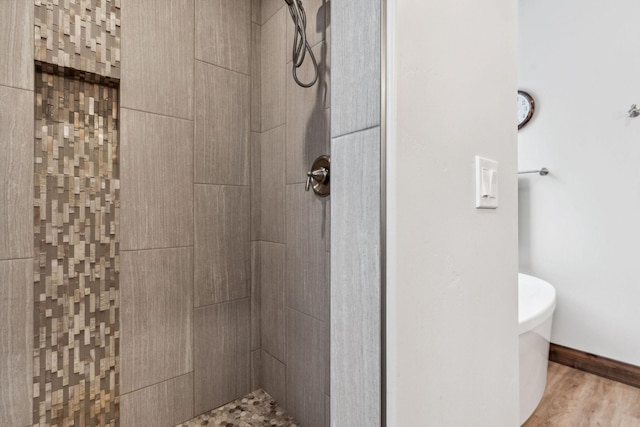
<box><xmin>250</xmin><ymin>1</ymin><xmax>262</xmax><ymax>388</ymax></box>
<box><xmin>192</xmin><ymin>0</ymin><xmax>197</xmax><ymax>419</ymax></box>
<box><xmin>262</xmin><ymin>348</ymin><xmax>287</xmax><ymax>369</ymax></box>
<box><xmin>282</xmin><ymin>4</ymin><xmax>290</xmax><ymax>408</ymax></box>
<box><xmin>260</xmin><ymin>122</ymin><xmax>287</xmax><ymax>135</ymax></box>
<box><xmin>120</xmin><ymin>372</ymin><xmax>194</xmax><ymax>399</ymax></box>
<box><xmin>193</xmin><ymin>182</ymin><xmax>251</xmax><ymax>188</ymax></box>
<box><xmin>0</xmin><ymin>256</ymin><xmax>36</xmax><ymax>263</ymax></box>
<box><xmin>287</xmin><ymin>304</ymin><xmax>328</xmax><ymax>326</ymax></box>
<box><xmin>0</xmin><ymin>82</ymin><xmax>34</xmax><ymax>93</ymax></box>
<box><xmin>261</xmin><ymin>3</ymin><xmax>286</xmax><ymax>27</ymax></box>
<box><xmin>194</xmin><ymin>295</ymin><xmax>251</xmax><ymax>310</ymax></box>
<box><xmin>195</xmin><ymin>58</ymin><xmax>251</xmax><ymax>78</ymax></box>
<box><xmin>120</xmin><ymin>106</ymin><xmax>194</xmax><ymax>123</ymax></box>
<box><xmin>332</xmin><ymin>124</ymin><xmax>382</xmax><ymax>141</ymax></box>
<box><xmin>120</xmin><ymin>245</ymin><xmax>194</xmax><ymax>253</ymax></box>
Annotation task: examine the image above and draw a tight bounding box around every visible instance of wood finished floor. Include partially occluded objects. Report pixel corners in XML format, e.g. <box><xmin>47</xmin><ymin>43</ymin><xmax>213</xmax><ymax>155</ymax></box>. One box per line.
<box><xmin>524</xmin><ymin>362</ymin><xmax>640</xmax><ymax>426</ymax></box>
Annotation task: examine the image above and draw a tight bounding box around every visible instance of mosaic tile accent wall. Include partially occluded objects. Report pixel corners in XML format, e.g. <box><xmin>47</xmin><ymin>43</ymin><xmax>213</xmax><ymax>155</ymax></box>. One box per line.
<box><xmin>34</xmin><ymin>66</ymin><xmax>120</xmax><ymax>426</ymax></box>
<box><xmin>35</xmin><ymin>0</ymin><xmax>121</xmax><ymax>79</ymax></box>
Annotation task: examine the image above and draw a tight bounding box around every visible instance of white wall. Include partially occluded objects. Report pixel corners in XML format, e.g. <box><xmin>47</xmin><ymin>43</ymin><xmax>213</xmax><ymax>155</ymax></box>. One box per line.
<box><xmin>518</xmin><ymin>0</ymin><xmax>640</xmax><ymax>366</ymax></box>
<box><xmin>387</xmin><ymin>0</ymin><xmax>520</xmax><ymax>425</ymax></box>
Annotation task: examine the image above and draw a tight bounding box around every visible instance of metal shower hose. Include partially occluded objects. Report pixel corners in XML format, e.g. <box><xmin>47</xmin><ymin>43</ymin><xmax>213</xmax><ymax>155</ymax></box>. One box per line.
<box><xmin>285</xmin><ymin>0</ymin><xmax>318</xmax><ymax>88</ymax></box>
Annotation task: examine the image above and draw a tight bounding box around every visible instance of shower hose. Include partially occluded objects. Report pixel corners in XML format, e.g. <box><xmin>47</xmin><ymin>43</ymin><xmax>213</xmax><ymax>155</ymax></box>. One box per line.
<box><xmin>285</xmin><ymin>0</ymin><xmax>319</xmax><ymax>88</ymax></box>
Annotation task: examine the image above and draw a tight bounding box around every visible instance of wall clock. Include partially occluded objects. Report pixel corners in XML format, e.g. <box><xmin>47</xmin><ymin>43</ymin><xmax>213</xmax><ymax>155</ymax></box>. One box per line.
<box><xmin>518</xmin><ymin>90</ymin><xmax>535</xmax><ymax>130</ymax></box>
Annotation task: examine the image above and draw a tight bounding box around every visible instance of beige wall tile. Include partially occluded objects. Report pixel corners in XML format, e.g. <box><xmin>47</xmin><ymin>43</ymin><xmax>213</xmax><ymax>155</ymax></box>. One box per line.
<box><xmin>251</xmin><ymin>23</ymin><xmax>262</xmax><ymax>132</ymax></box>
<box><xmin>0</xmin><ymin>87</ymin><xmax>33</xmax><ymax>259</ymax></box>
<box><xmin>195</xmin><ymin>62</ymin><xmax>250</xmax><ymax>185</ymax></box>
<box><xmin>121</xmin><ymin>0</ymin><xmax>194</xmax><ymax>120</ymax></box>
<box><xmin>121</xmin><ymin>374</ymin><xmax>194</xmax><ymax>427</ymax></box>
<box><xmin>261</xmin><ymin>8</ymin><xmax>287</xmax><ymax>131</ymax></box>
<box><xmin>251</xmin><ymin>242</ymin><xmax>261</xmax><ymax>350</ymax></box>
<box><xmin>194</xmin><ymin>299</ymin><xmax>251</xmax><ymax>414</ymax></box>
<box><xmin>120</xmin><ymin>248</ymin><xmax>193</xmax><ymax>394</ymax></box>
<box><xmin>325</xmin><ymin>395</ymin><xmax>331</xmax><ymax>427</ymax></box>
<box><xmin>0</xmin><ymin>1</ymin><xmax>33</xmax><ymax>90</ymax></box>
<box><xmin>260</xmin><ymin>242</ymin><xmax>285</xmax><ymax>361</ymax></box>
<box><xmin>252</xmin><ymin>0</ymin><xmax>261</xmax><ymax>24</ymax></box>
<box><xmin>262</xmin><ymin>350</ymin><xmax>286</xmax><ymax>408</ymax></box>
<box><xmin>260</xmin><ymin>125</ymin><xmax>286</xmax><ymax>243</ymax></box>
<box><xmin>261</xmin><ymin>0</ymin><xmax>284</xmax><ymax>25</ymax></box>
<box><xmin>285</xmin><ymin>42</ymin><xmax>331</xmax><ymax>184</ymax></box>
<box><xmin>286</xmin><ymin>308</ymin><xmax>326</xmax><ymax>427</ymax></box>
<box><xmin>0</xmin><ymin>259</ymin><xmax>32</xmax><ymax>427</ymax></box>
<box><xmin>194</xmin><ymin>185</ymin><xmax>250</xmax><ymax>307</ymax></box>
<box><xmin>251</xmin><ymin>133</ymin><xmax>262</xmax><ymax>241</ymax></box>
<box><xmin>251</xmin><ymin>349</ymin><xmax>262</xmax><ymax>390</ymax></box>
<box><xmin>285</xmin><ymin>184</ymin><xmax>329</xmax><ymax>320</ymax></box>
<box><xmin>324</xmin><ymin>251</ymin><xmax>331</xmax><ymax>395</ymax></box>
<box><xmin>196</xmin><ymin>0</ymin><xmax>251</xmax><ymax>74</ymax></box>
<box><xmin>120</xmin><ymin>108</ymin><xmax>193</xmax><ymax>250</ymax></box>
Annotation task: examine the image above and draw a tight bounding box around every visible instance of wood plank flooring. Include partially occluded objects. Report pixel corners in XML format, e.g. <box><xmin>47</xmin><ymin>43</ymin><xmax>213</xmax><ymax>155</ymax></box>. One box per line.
<box><xmin>524</xmin><ymin>362</ymin><xmax>640</xmax><ymax>426</ymax></box>
<box><xmin>549</xmin><ymin>344</ymin><xmax>640</xmax><ymax>390</ymax></box>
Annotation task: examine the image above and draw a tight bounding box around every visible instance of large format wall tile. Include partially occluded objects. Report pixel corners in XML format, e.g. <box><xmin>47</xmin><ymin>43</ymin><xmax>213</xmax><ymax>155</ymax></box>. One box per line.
<box><xmin>286</xmin><ymin>309</ymin><xmax>326</xmax><ymax>427</ymax></box>
<box><xmin>260</xmin><ymin>242</ymin><xmax>286</xmax><ymax>361</ymax></box>
<box><xmin>0</xmin><ymin>259</ymin><xmax>32</xmax><ymax>427</ymax></box>
<box><xmin>196</xmin><ymin>0</ymin><xmax>251</xmax><ymax>75</ymax></box>
<box><xmin>331</xmin><ymin>0</ymin><xmax>380</xmax><ymax>137</ymax></box>
<box><xmin>260</xmin><ymin>0</ymin><xmax>284</xmax><ymax>26</ymax></box>
<box><xmin>286</xmin><ymin>184</ymin><xmax>329</xmax><ymax>321</ymax></box>
<box><xmin>0</xmin><ymin>1</ymin><xmax>33</xmax><ymax>90</ymax></box>
<box><xmin>121</xmin><ymin>0</ymin><xmax>194</xmax><ymax>120</ymax></box>
<box><xmin>325</xmin><ymin>395</ymin><xmax>331</xmax><ymax>427</ymax></box>
<box><xmin>252</xmin><ymin>0</ymin><xmax>261</xmax><ymax>24</ymax></box>
<box><xmin>121</xmin><ymin>374</ymin><xmax>194</xmax><ymax>427</ymax></box>
<box><xmin>259</xmin><ymin>126</ymin><xmax>285</xmax><ymax>243</ymax></box>
<box><xmin>324</xmin><ymin>251</ymin><xmax>331</xmax><ymax>395</ymax></box>
<box><xmin>120</xmin><ymin>248</ymin><xmax>193</xmax><ymax>394</ymax></box>
<box><xmin>120</xmin><ymin>109</ymin><xmax>193</xmax><ymax>250</ymax></box>
<box><xmin>251</xmin><ymin>23</ymin><xmax>262</xmax><ymax>132</ymax></box>
<box><xmin>194</xmin><ymin>299</ymin><xmax>251</xmax><ymax>415</ymax></box>
<box><xmin>261</xmin><ymin>350</ymin><xmax>286</xmax><ymax>408</ymax></box>
<box><xmin>331</xmin><ymin>127</ymin><xmax>381</xmax><ymax>426</ymax></box>
<box><xmin>251</xmin><ymin>349</ymin><xmax>262</xmax><ymax>390</ymax></box>
<box><xmin>286</xmin><ymin>42</ymin><xmax>330</xmax><ymax>184</ymax></box>
<box><xmin>251</xmin><ymin>242</ymin><xmax>261</xmax><ymax>350</ymax></box>
<box><xmin>195</xmin><ymin>62</ymin><xmax>250</xmax><ymax>185</ymax></box>
<box><xmin>251</xmin><ymin>133</ymin><xmax>262</xmax><ymax>241</ymax></box>
<box><xmin>261</xmin><ymin>8</ymin><xmax>287</xmax><ymax>131</ymax></box>
<box><xmin>194</xmin><ymin>185</ymin><xmax>250</xmax><ymax>307</ymax></box>
<box><xmin>0</xmin><ymin>86</ymin><xmax>33</xmax><ymax>259</ymax></box>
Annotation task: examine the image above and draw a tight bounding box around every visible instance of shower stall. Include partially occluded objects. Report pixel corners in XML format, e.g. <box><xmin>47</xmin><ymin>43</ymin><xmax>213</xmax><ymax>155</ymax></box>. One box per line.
<box><xmin>0</xmin><ymin>0</ymin><xmax>383</xmax><ymax>426</ymax></box>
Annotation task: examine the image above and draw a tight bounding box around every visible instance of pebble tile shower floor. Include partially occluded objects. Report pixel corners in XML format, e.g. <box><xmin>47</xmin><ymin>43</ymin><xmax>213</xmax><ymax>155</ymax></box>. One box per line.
<box><xmin>176</xmin><ymin>389</ymin><xmax>299</xmax><ymax>426</ymax></box>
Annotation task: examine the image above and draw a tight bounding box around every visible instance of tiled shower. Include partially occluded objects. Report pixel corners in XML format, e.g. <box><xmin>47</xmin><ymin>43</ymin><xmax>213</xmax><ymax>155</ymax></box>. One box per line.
<box><xmin>0</xmin><ymin>0</ymin><xmax>331</xmax><ymax>426</ymax></box>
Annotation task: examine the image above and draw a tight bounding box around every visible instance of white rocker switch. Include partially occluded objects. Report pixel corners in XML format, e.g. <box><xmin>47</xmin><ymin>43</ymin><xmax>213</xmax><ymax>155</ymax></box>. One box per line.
<box><xmin>476</xmin><ymin>156</ymin><xmax>498</xmax><ymax>209</ymax></box>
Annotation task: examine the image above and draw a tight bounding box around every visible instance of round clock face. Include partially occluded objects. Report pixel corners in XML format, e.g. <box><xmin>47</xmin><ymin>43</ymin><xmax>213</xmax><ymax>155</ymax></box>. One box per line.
<box><xmin>517</xmin><ymin>91</ymin><xmax>535</xmax><ymax>129</ymax></box>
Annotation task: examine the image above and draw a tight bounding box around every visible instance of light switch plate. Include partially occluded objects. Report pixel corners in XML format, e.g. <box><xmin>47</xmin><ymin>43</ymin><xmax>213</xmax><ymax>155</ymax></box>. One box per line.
<box><xmin>475</xmin><ymin>156</ymin><xmax>498</xmax><ymax>209</ymax></box>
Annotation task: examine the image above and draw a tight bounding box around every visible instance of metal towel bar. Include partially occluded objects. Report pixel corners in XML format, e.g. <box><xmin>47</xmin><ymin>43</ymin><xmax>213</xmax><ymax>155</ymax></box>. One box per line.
<box><xmin>518</xmin><ymin>168</ymin><xmax>549</xmax><ymax>176</ymax></box>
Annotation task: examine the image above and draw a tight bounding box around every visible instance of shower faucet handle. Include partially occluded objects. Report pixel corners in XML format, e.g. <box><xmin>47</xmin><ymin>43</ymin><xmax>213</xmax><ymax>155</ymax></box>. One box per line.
<box><xmin>306</xmin><ymin>168</ymin><xmax>327</xmax><ymax>191</ymax></box>
<box><xmin>305</xmin><ymin>155</ymin><xmax>331</xmax><ymax>197</ymax></box>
